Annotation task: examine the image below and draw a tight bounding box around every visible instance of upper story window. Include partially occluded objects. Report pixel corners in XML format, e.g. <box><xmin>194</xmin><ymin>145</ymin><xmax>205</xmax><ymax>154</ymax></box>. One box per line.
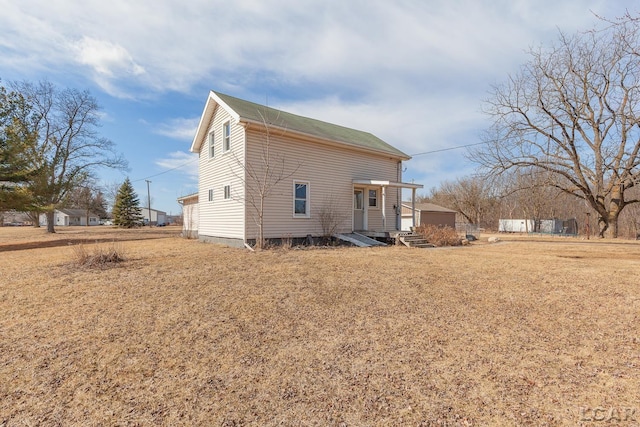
<box><xmin>208</xmin><ymin>131</ymin><xmax>215</xmax><ymax>158</ymax></box>
<box><xmin>368</xmin><ymin>189</ymin><xmax>378</xmax><ymax>208</ymax></box>
<box><xmin>224</xmin><ymin>184</ymin><xmax>231</xmax><ymax>200</ymax></box>
<box><xmin>294</xmin><ymin>181</ymin><xmax>310</xmax><ymax>217</ymax></box>
<box><xmin>208</xmin><ymin>189</ymin><xmax>214</xmax><ymax>202</ymax></box>
<box><xmin>223</xmin><ymin>121</ymin><xmax>231</xmax><ymax>152</ymax></box>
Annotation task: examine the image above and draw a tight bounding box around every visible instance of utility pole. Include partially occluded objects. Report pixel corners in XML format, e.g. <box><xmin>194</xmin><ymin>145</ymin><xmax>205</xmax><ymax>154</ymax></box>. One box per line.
<box><xmin>146</xmin><ymin>180</ymin><xmax>152</xmax><ymax>227</ymax></box>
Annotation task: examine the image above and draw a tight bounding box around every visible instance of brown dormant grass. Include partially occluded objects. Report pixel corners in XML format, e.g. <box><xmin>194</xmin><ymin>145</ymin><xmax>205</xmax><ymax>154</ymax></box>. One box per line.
<box><xmin>1</xmin><ymin>227</ymin><xmax>639</xmax><ymax>426</ymax></box>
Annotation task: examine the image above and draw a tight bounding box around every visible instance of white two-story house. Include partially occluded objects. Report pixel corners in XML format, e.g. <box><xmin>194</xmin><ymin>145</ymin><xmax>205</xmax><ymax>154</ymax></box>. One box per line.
<box><xmin>184</xmin><ymin>90</ymin><xmax>422</xmax><ymax>247</ymax></box>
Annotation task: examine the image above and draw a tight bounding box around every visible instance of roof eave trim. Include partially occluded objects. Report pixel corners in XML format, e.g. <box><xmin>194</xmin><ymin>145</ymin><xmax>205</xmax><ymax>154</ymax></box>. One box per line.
<box><xmin>352</xmin><ymin>179</ymin><xmax>423</xmax><ymax>189</ymax></box>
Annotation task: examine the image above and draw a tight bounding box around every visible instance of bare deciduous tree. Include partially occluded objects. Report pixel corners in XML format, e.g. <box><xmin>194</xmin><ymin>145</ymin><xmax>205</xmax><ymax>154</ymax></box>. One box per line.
<box><xmin>316</xmin><ymin>194</ymin><xmax>348</xmax><ymax>239</ymax></box>
<box><xmin>475</xmin><ymin>17</ymin><xmax>640</xmax><ymax>237</ymax></box>
<box><xmin>427</xmin><ymin>176</ymin><xmax>499</xmax><ymax>228</ymax></box>
<box><xmin>499</xmin><ymin>169</ymin><xmax>562</xmax><ymax>223</ymax></box>
<box><xmin>67</xmin><ymin>184</ymin><xmax>108</xmax><ymax>224</ymax></box>
<box><xmin>230</xmin><ymin>110</ymin><xmax>301</xmax><ymax>249</ymax></box>
<box><xmin>13</xmin><ymin>80</ymin><xmax>127</xmax><ymax>232</ymax></box>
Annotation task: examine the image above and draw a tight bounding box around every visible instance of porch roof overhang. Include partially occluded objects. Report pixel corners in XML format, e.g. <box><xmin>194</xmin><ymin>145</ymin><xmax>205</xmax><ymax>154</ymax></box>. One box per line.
<box><xmin>352</xmin><ymin>179</ymin><xmax>423</xmax><ymax>189</ymax></box>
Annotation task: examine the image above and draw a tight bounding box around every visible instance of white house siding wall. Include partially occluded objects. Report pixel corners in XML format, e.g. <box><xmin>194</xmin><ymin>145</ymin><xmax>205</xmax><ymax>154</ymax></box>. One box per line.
<box><xmin>39</xmin><ymin>212</ymin><xmax>66</xmax><ymax>226</ymax></box>
<box><xmin>181</xmin><ymin>197</ymin><xmax>199</xmax><ymax>238</ymax></box>
<box><xmin>244</xmin><ymin>129</ymin><xmax>400</xmax><ymax>240</ymax></box>
<box><xmin>197</xmin><ymin>106</ymin><xmax>246</xmax><ymax>241</ymax></box>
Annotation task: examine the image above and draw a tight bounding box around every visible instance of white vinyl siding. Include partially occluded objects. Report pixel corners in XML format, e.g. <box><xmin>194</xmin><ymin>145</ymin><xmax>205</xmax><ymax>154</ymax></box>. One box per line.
<box><xmin>197</xmin><ymin>108</ymin><xmax>245</xmax><ymax>240</ymax></box>
<box><xmin>181</xmin><ymin>197</ymin><xmax>199</xmax><ymax>236</ymax></box>
<box><xmin>244</xmin><ymin>129</ymin><xmax>400</xmax><ymax>239</ymax></box>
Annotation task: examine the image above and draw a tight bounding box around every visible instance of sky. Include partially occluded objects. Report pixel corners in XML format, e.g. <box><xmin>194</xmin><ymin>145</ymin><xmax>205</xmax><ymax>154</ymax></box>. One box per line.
<box><xmin>0</xmin><ymin>0</ymin><xmax>637</xmax><ymax>215</ymax></box>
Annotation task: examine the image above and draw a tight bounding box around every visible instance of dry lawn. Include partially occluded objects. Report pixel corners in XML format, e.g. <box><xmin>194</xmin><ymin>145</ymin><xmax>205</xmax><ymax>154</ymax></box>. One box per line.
<box><xmin>1</xmin><ymin>227</ymin><xmax>639</xmax><ymax>426</ymax></box>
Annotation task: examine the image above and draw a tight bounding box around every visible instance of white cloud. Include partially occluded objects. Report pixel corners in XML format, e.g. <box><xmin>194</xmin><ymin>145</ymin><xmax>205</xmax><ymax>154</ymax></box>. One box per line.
<box><xmin>72</xmin><ymin>36</ymin><xmax>146</xmax><ymax>97</ymax></box>
<box><xmin>155</xmin><ymin>151</ymin><xmax>199</xmax><ymax>180</ymax></box>
<box><xmin>0</xmin><ymin>0</ymin><xmax>627</xmax><ymax>98</ymax></box>
<box><xmin>2</xmin><ymin>0</ymin><xmax>637</xmax><ymax>203</ymax></box>
<box><xmin>154</xmin><ymin>117</ymin><xmax>200</xmax><ymax>141</ymax></box>
<box><xmin>74</xmin><ymin>37</ymin><xmax>144</xmax><ymax>78</ymax></box>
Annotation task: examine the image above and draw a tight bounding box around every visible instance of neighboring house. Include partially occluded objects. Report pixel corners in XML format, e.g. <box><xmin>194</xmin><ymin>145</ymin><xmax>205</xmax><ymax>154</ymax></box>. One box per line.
<box><xmin>140</xmin><ymin>208</ymin><xmax>167</xmax><ymax>225</ymax></box>
<box><xmin>401</xmin><ymin>202</ymin><xmax>457</xmax><ymax>230</ymax></box>
<box><xmin>0</xmin><ymin>211</ymin><xmax>32</xmax><ymax>226</ymax></box>
<box><xmin>39</xmin><ymin>209</ymin><xmax>100</xmax><ymax>226</ymax></box>
<box><xmin>177</xmin><ymin>193</ymin><xmax>199</xmax><ymax>238</ymax></box>
<box><xmin>186</xmin><ymin>90</ymin><xmax>423</xmax><ymax>247</ymax></box>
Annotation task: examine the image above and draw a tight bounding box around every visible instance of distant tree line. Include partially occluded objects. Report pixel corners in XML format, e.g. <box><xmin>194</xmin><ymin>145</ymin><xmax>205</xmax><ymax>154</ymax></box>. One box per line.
<box><xmin>423</xmin><ymin>170</ymin><xmax>640</xmax><ymax>238</ymax></box>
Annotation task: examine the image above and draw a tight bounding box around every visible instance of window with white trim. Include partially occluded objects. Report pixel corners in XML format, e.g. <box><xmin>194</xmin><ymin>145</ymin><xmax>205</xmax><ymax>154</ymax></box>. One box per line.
<box><xmin>208</xmin><ymin>189</ymin><xmax>214</xmax><ymax>202</ymax></box>
<box><xmin>293</xmin><ymin>181</ymin><xmax>310</xmax><ymax>217</ymax></box>
<box><xmin>224</xmin><ymin>184</ymin><xmax>231</xmax><ymax>200</ymax></box>
<box><xmin>368</xmin><ymin>189</ymin><xmax>378</xmax><ymax>208</ymax></box>
<box><xmin>223</xmin><ymin>121</ymin><xmax>231</xmax><ymax>152</ymax></box>
<box><xmin>208</xmin><ymin>131</ymin><xmax>215</xmax><ymax>158</ymax></box>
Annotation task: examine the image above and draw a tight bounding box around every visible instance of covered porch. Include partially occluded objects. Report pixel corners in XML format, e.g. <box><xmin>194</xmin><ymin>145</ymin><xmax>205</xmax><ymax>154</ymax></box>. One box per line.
<box><xmin>352</xmin><ymin>179</ymin><xmax>423</xmax><ymax>237</ymax></box>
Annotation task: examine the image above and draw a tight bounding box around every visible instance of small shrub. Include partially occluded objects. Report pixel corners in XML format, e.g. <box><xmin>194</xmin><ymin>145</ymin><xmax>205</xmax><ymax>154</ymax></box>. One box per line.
<box><xmin>280</xmin><ymin>234</ymin><xmax>293</xmax><ymax>250</ymax></box>
<box><xmin>71</xmin><ymin>242</ymin><xmax>125</xmax><ymax>268</ymax></box>
<box><xmin>317</xmin><ymin>197</ymin><xmax>348</xmax><ymax>238</ymax></box>
<box><xmin>415</xmin><ymin>224</ymin><xmax>463</xmax><ymax>247</ymax></box>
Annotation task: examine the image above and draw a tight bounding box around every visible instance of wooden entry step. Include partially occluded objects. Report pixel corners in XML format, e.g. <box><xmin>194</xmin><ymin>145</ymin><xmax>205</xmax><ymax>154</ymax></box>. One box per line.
<box><xmin>396</xmin><ymin>232</ymin><xmax>435</xmax><ymax>248</ymax></box>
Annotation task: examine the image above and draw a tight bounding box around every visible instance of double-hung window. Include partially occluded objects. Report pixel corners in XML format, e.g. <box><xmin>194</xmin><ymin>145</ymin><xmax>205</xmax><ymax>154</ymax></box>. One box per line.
<box><xmin>223</xmin><ymin>184</ymin><xmax>231</xmax><ymax>200</ymax></box>
<box><xmin>368</xmin><ymin>189</ymin><xmax>378</xmax><ymax>208</ymax></box>
<box><xmin>208</xmin><ymin>189</ymin><xmax>214</xmax><ymax>202</ymax></box>
<box><xmin>223</xmin><ymin>121</ymin><xmax>231</xmax><ymax>152</ymax></box>
<box><xmin>293</xmin><ymin>181</ymin><xmax>310</xmax><ymax>217</ymax></box>
<box><xmin>208</xmin><ymin>131</ymin><xmax>215</xmax><ymax>158</ymax></box>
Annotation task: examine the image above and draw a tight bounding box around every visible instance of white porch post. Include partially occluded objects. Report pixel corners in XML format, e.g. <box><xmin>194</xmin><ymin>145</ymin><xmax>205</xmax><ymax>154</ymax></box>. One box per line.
<box><xmin>412</xmin><ymin>188</ymin><xmax>416</xmax><ymax>228</ymax></box>
<box><xmin>363</xmin><ymin>191</ymin><xmax>368</xmax><ymax>230</ymax></box>
<box><xmin>381</xmin><ymin>186</ymin><xmax>387</xmax><ymax>230</ymax></box>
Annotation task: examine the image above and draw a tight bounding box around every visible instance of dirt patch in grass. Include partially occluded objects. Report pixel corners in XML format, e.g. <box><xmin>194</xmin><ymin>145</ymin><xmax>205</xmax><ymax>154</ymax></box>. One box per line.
<box><xmin>0</xmin><ymin>225</ymin><xmax>179</xmax><ymax>252</ymax></box>
<box><xmin>1</xmin><ymin>227</ymin><xmax>639</xmax><ymax>425</ymax></box>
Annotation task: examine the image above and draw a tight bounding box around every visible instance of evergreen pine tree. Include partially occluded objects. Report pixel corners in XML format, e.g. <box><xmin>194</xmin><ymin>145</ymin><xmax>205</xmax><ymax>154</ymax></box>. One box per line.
<box><xmin>112</xmin><ymin>178</ymin><xmax>143</xmax><ymax>228</ymax></box>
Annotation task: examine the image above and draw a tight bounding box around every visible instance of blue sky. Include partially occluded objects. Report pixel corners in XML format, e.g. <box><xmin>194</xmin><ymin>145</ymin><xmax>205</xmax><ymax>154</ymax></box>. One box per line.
<box><xmin>0</xmin><ymin>0</ymin><xmax>637</xmax><ymax>215</ymax></box>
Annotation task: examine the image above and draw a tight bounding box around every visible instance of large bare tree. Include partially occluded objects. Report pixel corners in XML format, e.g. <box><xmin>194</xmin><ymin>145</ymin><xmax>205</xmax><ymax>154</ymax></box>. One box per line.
<box><xmin>475</xmin><ymin>17</ymin><xmax>640</xmax><ymax>237</ymax></box>
<box><xmin>13</xmin><ymin>80</ymin><xmax>127</xmax><ymax>232</ymax></box>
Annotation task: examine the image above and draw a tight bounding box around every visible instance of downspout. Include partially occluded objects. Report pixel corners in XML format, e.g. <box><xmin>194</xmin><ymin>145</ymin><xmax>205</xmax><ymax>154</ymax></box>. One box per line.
<box><xmin>396</xmin><ymin>161</ymin><xmax>402</xmax><ymax>230</ymax></box>
<box><xmin>240</xmin><ymin>121</ymin><xmax>248</xmax><ymax>247</ymax></box>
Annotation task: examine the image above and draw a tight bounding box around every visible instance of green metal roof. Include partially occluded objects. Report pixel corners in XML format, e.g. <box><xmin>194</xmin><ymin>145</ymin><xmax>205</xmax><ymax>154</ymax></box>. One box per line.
<box><xmin>214</xmin><ymin>91</ymin><xmax>410</xmax><ymax>159</ymax></box>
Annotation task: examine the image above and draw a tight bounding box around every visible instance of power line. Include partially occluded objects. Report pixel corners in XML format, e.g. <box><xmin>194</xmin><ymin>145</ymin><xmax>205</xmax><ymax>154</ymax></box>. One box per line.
<box><xmin>132</xmin><ymin>156</ymin><xmax>198</xmax><ymax>183</ymax></box>
<box><xmin>130</xmin><ymin>140</ymin><xmax>487</xmax><ymax>183</ymax></box>
<box><xmin>410</xmin><ymin>141</ymin><xmax>487</xmax><ymax>157</ymax></box>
